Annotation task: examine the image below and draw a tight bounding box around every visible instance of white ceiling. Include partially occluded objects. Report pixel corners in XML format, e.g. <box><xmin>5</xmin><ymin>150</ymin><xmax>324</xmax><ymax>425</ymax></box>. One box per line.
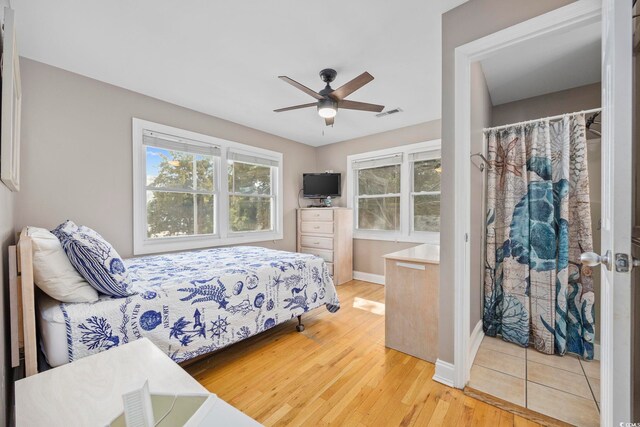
<box><xmin>480</xmin><ymin>21</ymin><xmax>601</xmax><ymax>106</ymax></box>
<box><xmin>13</xmin><ymin>0</ymin><xmax>467</xmax><ymax>147</ymax></box>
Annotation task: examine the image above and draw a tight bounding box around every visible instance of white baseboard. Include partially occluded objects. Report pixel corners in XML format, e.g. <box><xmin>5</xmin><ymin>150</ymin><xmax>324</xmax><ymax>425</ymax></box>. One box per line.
<box><xmin>433</xmin><ymin>359</ymin><xmax>456</xmax><ymax>388</ymax></box>
<box><xmin>594</xmin><ymin>343</ymin><xmax>600</xmax><ymax>361</ymax></box>
<box><xmin>353</xmin><ymin>271</ymin><xmax>385</xmax><ymax>285</ymax></box>
<box><xmin>468</xmin><ymin>320</ymin><xmax>484</xmax><ymax>369</ymax></box>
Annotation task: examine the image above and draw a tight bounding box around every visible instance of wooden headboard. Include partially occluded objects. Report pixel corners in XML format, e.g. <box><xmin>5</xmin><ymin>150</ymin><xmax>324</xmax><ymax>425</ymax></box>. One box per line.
<box><xmin>9</xmin><ymin>228</ymin><xmax>38</xmax><ymax>377</ymax></box>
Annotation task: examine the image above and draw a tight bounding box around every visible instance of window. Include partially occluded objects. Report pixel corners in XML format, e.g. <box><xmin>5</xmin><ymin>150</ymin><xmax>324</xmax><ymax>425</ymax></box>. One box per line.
<box><xmin>144</xmin><ymin>135</ymin><xmax>219</xmax><ymax>239</ymax></box>
<box><xmin>227</xmin><ymin>152</ymin><xmax>277</xmax><ymax>233</ymax></box>
<box><xmin>133</xmin><ymin>119</ymin><xmax>283</xmax><ymax>254</ymax></box>
<box><xmin>347</xmin><ymin>140</ymin><xmax>441</xmax><ymax>243</ymax></box>
<box><xmin>410</xmin><ymin>151</ymin><xmax>441</xmax><ymax>233</ymax></box>
<box><xmin>353</xmin><ymin>155</ymin><xmax>402</xmax><ymax>231</ymax></box>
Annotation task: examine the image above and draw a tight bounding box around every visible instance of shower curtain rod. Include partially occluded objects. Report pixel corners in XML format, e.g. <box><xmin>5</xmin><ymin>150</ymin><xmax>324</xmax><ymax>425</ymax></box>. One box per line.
<box><xmin>483</xmin><ymin>108</ymin><xmax>602</xmax><ymax>132</ymax></box>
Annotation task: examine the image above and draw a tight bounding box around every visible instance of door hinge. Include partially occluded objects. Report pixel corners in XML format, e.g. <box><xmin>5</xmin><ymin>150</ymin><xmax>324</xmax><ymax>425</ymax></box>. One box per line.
<box><xmin>465</xmin><ymin>233</ymin><xmax>469</xmax><ymax>242</ymax></box>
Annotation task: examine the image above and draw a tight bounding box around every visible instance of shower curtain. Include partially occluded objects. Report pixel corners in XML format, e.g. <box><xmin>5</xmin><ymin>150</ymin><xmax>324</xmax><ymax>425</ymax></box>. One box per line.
<box><xmin>483</xmin><ymin>114</ymin><xmax>596</xmax><ymax>360</ymax></box>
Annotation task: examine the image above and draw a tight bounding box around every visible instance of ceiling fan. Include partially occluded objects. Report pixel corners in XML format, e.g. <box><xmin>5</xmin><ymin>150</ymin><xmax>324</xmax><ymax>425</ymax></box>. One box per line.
<box><xmin>274</xmin><ymin>68</ymin><xmax>385</xmax><ymax>126</ymax></box>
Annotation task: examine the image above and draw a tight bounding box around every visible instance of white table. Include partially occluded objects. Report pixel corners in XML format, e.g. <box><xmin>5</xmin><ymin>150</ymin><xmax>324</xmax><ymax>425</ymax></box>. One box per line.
<box><xmin>15</xmin><ymin>338</ymin><xmax>260</xmax><ymax>426</ymax></box>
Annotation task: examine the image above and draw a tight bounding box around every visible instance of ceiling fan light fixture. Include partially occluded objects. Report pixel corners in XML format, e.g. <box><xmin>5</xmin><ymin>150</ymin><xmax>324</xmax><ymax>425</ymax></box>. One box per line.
<box><xmin>275</xmin><ymin>70</ymin><xmax>383</xmax><ymax>127</ymax></box>
<box><xmin>317</xmin><ymin>98</ymin><xmax>337</xmax><ymax>118</ymax></box>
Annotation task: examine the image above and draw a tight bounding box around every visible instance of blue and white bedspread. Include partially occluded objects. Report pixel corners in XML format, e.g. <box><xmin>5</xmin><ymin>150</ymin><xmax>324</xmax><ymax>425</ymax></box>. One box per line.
<box><xmin>58</xmin><ymin>246</ymin><xmax>340</xmax><ymax>363</ymax></box>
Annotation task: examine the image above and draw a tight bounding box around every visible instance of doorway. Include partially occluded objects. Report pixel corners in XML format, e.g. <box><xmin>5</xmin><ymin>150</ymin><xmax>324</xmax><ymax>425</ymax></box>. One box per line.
<box><xmin>452</xmin><ymin>0</ymin><xmax>636</xmax><ymax>424</ymax></box>
<box><xmin>449</xmin><ymin>1</ymin><xmax>622</xmax><ymax>425</ymax></box>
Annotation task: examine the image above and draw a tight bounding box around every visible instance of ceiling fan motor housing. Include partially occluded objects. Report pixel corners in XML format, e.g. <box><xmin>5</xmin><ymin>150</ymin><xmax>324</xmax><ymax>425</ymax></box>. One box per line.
<box><xmin>319</xmin><ymin>68</ymin><xmax>337</xmax><ymax>83</ymax></box>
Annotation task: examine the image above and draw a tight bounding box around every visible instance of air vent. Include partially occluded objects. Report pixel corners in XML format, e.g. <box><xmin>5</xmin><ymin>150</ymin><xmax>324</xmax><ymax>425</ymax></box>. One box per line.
<box><xmin>376</xmin><ymin>108</ymin><xmax>403</xmax><ymax>118</ymax></box>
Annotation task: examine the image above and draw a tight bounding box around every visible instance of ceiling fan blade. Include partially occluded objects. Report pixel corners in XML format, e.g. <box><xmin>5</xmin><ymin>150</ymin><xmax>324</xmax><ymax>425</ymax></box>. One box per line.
<box><xmin>329</xmin><ymin>72</ymin><xmax>374</xmax><ymax>101</ymax></box>
<box><xmin>339</xmin><ymin>100</ymin><xmax>385</xmax><ymax>113</ymax></box>
<box><xmin>273</xmin><ymin>102</ymin><xmax>317</xmax><ymax>113</ymax></box>
<box><xmin>325</xmin><ymin>116</ymin><xmax>334</xmax><ymax>126</ymax></box>
<box><xmin>278</xmin><ymin>76</ymin><xmax>324</xmax><ymax>100</ymax></box>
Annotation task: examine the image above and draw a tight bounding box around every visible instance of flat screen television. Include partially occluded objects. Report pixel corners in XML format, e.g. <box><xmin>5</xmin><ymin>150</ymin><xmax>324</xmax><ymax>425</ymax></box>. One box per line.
<box><xmin>303</xmin><ymin>173</ymin><xmax>341</xmax><ymax>198</ymax></box>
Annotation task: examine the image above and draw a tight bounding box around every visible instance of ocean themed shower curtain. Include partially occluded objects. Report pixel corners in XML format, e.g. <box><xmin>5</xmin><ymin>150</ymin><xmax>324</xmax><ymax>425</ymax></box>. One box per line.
<box><xmin>483</xmin><ymin>114</ymin><xmax>596</xmax><ymax>360</ymax></box>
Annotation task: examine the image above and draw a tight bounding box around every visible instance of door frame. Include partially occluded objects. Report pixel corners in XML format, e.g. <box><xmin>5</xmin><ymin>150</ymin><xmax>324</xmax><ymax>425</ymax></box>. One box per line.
<box><xmin>600</xmin><ymin>0</ymin><xmax>634</xmax><ymax>423</ymax></box>
<box><xmin>451</xmin><ymin>0</ymin><xmax>602</xmax><ymax>396</ymax></box>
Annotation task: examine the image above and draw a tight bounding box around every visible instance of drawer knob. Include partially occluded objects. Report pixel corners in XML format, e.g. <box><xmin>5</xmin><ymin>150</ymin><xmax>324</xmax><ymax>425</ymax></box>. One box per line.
<box><xmin>314</xmin><ymin>226</ymin><xmax>320</xmax><ymax>229</ymax></box>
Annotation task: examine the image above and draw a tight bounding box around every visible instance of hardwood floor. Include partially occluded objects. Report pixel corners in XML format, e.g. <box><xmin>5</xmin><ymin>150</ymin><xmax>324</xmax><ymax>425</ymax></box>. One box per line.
<box><xmin>185</xmin><ymin>280</ymin><xmax>542</xmax><ymax>426</ymax></box>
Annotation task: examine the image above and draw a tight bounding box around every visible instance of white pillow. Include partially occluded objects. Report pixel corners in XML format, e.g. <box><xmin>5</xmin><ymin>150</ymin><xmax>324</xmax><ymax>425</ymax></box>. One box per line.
<box><xmin>27</xmin><ymin>226</ymin><xmax>99</xmax><ymax>303</ymax></box>
<box><xmin>52</xmin><ymin>221</ymin><xmax>133</xmax><ymax>297</ymax></box>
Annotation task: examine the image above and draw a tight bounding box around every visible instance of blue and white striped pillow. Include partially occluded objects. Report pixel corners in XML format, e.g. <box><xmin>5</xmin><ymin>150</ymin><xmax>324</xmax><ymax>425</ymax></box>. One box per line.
<box><xmin>52</xmin><ymin>221</ymin><xmax>133</xmax><ymax>297</ymax></box>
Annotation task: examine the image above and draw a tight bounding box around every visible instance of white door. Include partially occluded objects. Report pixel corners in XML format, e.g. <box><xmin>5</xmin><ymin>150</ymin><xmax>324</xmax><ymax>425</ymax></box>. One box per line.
<box><xmin>598</xmin><ymin>0</ymin><xmax>634</xmax><ymax>424</ymax></box>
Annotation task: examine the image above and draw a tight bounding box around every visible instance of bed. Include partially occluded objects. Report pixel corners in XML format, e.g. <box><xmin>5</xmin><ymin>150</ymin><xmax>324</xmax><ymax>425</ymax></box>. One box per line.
<box><xmin>10</xmin><ymin>231</ymin><xmax>340</xmax><ymax>375</ymax></box>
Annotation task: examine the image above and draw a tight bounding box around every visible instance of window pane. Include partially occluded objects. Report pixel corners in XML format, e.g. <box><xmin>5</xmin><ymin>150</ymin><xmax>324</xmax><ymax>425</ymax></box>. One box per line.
<box><xmin>414</xmin><ymin>194</ymin><xmax>440</xmax><ymax>232</ymax></box>
<box><xmin>229</xmin><ymin>196</ymin><xmax>272</xmax><ymax>232</ymax></box>
<box><xmin>228</xmin><ymin>162</ymin><xmax>271</xmax><ymax>195</ymax></box>
<box><xmin>196</xmin><ymin>194</ymin><xmax>215</xmax><ymax>235</ymax></box>
<box><xmin>358</xmin><ymin>165</ymin><xmax>400</xmax><ymax>195</ymax></box>
<box><xmin>146</xmin><ymin>191</ymin><xmax>194</xmax><ymax>238</ymax></box>
<box><xmin>196</xmin><ymin>155</ymin><xmax>215</xmax><ymax>191</ymax></box>
<box><xmin>146</xmin><ymin>146</ymin><xmax>193</xmax><ymax>190</ymax></box>
<box><xmin>413</xmin><ymin>159</ymin><xmax>441</xmax><ymax>192</ymax></box>
<box><xmin>357</xmin><ymin>197</ymin><xmax>400</xmax><ymax>231</ymax></box>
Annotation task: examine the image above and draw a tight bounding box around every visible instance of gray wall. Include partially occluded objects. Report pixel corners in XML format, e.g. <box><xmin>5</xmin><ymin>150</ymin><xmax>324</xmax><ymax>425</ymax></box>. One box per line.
<box><xmin>316</xmin><ymin>120</ymin><xmax>441</xmax><ymax>276</ymax></box>
<box><xmin>633</xmin><ymin>43</ymin><xmax>640</xmax><ymax>421</ymax></box>
<box><xmin>492</xmin><ymin>82</ymin><xmax>601</xmax><ymax>126</ymax></box>
<box><xmin>637</xmin><ymin>52</ymin><xmax>640</xmax><ymax>228</ymax></box>
<box><xmin>16</xmin><ymin>58</ymin><xmax>317</xmax><ymax>258</ymax></box>
<box><xmin>440</xmin><ymin>0</ymin><xmax>575</xmax><ymax>364</ymax></box>
<box><xmin>469</xmin><ymin>62</ymin><xmax>492</xmax><ymax>333</ymax></box>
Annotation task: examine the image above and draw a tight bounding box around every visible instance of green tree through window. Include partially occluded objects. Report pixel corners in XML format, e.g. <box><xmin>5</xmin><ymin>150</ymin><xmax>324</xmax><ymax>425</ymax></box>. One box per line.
<box><xmin>146</xmin><ymin>148</ymin><xmax>215</xmax><ymax>238</ymax></box>
<box><xmin>228</xmin><ymin>161</ymin><xmax>273</xmax><ymax>232</ymax></box>
<box><xmin>351</xmin><ymin>145</ymin><xmax>441</xmax><ymax>238</ymax></box>
<box><xmin>357</xmin><ymin>164</ymin><xmax>401</xmax><ymax>231</ymax></box>
<box><xmin>412</xmin><ymin>158</ymin><xmax>441</xmax><ymax>232</ymax></box>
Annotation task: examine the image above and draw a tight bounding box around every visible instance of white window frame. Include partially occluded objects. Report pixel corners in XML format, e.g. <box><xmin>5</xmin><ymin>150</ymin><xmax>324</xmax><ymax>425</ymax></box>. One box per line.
<box><xmin>409</xmin><ymin>149</ymin><xmax>442</xmax><ymax>238</ymax></box>
<box><xmin>133</xmin><ymin>118</ymin><xmax>283</xmax><ymax>255</ymax></box>
<box><xmin>346</xmin><ymin>139</ymin><xmax>441</xmax><ymax>244</ymax></box>
<box><xmin>226</xmin><ymin>149</ymin><xmax>278</xmax><ymax>235</ymax></box>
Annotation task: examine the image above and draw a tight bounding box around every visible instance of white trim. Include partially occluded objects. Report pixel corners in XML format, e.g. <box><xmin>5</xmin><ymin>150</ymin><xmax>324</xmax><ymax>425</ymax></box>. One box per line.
<box><xmin>600</xmin><ymin>0</ymin><xmax>634</xmax><ymax>422</ymax></box>
<box><xmin>451</xmin><ymin>0</ymin><xmax>602</xmax><ymax>391</ymax></box>
<box><xmin>346</xmin><ymin>140</ymin><xmax>441</xmax><ymax>242</ymax></box>
<box><xmin>353</xmin><ymin>271</ymin><xmax>385</xmax><ymax>285</ymax></box>
<box><xmin>433</xmin><ymin>359</ymin><xmax>456</xmax><ymax>387</ymax></box>
<box><xmin>468</xmin><ymin>321</ymin><xmax>484</xmax><ymax>370</ymax></box>
<box><xmin>594</xmin><ymin>342</ymin><xmax>600</xmax><ymax>361</ymax></box>
<box><xmin>0</xmin><ymin>7</ymin><xmax>21</xmax><ymax>192</ymax></box>
<box><xmin>132</xmin><ymin>118</ymin><xmax>284</xmax><ymax>255</ymax></box>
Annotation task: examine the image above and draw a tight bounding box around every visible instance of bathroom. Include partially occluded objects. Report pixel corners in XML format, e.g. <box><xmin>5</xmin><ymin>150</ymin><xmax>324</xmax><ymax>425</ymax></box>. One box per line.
<box><xmin>465</xmin><ymin>18</ymin><xmax>603</xmax><ymax>427</ymax></box>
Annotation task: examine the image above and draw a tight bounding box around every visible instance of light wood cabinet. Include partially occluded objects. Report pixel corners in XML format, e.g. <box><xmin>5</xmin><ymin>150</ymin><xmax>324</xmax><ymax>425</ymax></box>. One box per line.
<box><xmin>297</xmin><ymin>208</ymin><xmax>353</xmax><ymax>285</ymax></box>
<box><xmin>383</xmin><ymin>244</ymin><xmax>440</xmax><ymax>363</ymax></box>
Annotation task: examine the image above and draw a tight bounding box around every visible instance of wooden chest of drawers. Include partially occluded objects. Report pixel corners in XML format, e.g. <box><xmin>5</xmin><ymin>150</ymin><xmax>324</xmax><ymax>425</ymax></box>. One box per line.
<box><xmin>296</xmin><ymin>208</ymin><xmax>353</xmax><ymax>285</ymax></box>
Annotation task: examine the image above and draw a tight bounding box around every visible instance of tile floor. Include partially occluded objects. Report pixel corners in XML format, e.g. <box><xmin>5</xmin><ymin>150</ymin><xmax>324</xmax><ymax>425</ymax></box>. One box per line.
<box><xmin>469</xmin><ymin>336</ymin><xmax>600</xmax><ymax>427</ymax></box>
